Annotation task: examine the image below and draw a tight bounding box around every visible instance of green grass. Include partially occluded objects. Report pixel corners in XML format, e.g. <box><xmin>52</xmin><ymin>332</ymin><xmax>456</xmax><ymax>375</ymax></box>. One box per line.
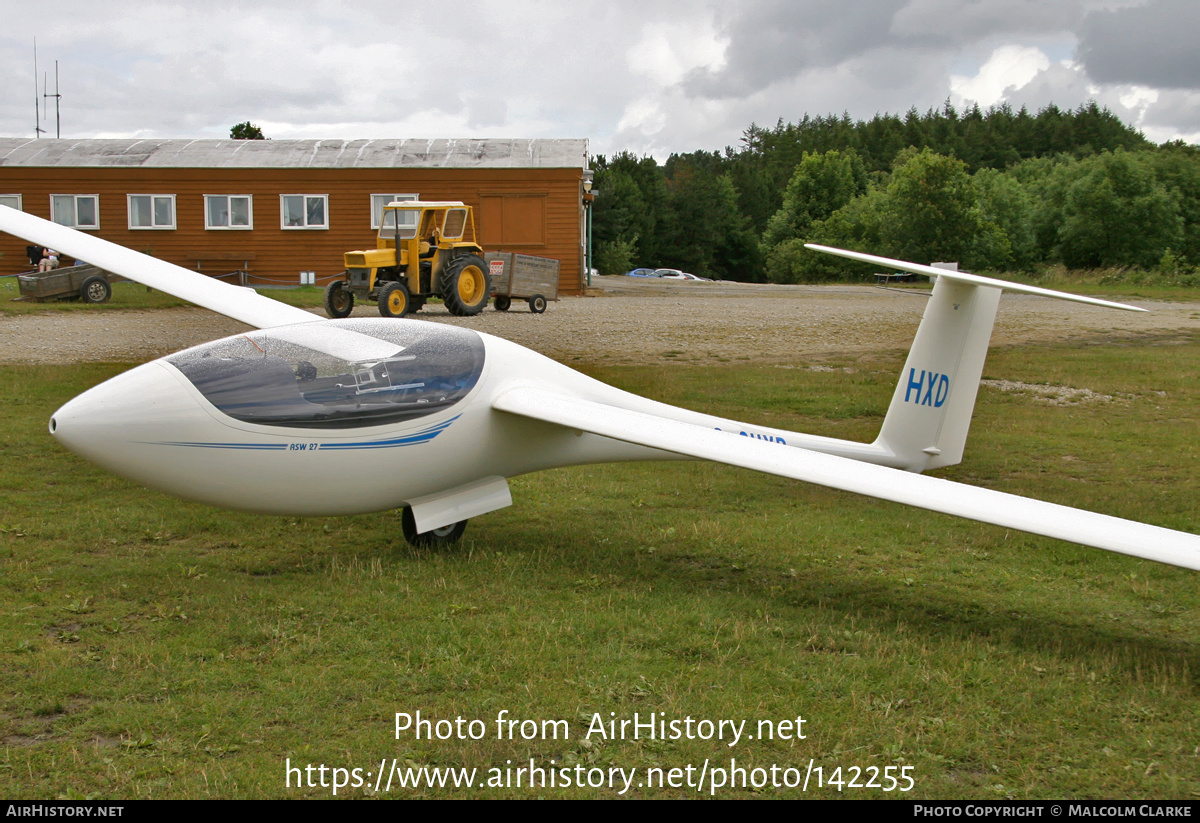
<box><xmin>0</xmin><ymin>280</ymin><xmax>433</xmax><ymax>315</ymax></box>
<box><xmin>863</xmin><ymin>276</ymin><xmax>1199</xmax><ymax>304</ymax></box>
<box><xmin>257</xmin><ymin>285</ymin><xmax>329</xmax><ymax>308</ymax></box>
<box><xmin>1</xmin><ymin>337</ymin><xmax>1197</xmax><ymax>799</ymax></box>
<box><xmin>984</xmin><ymin>268</ymin><xmax>1200</xmax><ymax>303</ymax></box>
<box><xmin>0</xmin><ymin>280</ymin><xmax>193</xmax><ymax>313</ymax></box>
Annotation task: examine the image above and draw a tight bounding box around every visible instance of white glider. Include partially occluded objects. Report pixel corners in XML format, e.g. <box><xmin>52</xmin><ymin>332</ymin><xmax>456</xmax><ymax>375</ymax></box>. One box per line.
<box><xmin>2</xmin><ymin>205</ymin><xmax>1196</xmax><ymax>569</ymax></box>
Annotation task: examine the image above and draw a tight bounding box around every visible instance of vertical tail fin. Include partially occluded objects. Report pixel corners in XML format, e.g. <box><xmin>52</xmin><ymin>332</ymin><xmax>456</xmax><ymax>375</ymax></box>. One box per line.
<box><xmin>803</xmin><ymin>244</ymin><xmax>1147</xmax><ymax>473</ymax></box>
<box><xmin>874</xmin><ymin>277</ymin><xmax>1000</xmax><ymax>471</ymax></box>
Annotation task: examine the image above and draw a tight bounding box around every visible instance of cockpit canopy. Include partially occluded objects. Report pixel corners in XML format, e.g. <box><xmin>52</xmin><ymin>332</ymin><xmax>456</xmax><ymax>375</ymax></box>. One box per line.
<box><xmin>167</xmin><ymin>320</ymin><xmax>485</xmax><ymax>429</ymax></box>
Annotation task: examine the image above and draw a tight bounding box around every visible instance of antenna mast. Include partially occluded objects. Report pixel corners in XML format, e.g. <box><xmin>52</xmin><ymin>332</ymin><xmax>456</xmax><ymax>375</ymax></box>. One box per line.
<box><xmin>43</xmin><ymin>61</ymin><xmax>62</xmax><ymax>138</ymax></box>
<box><xmin>33</xmin><ymin>39</ymin><xmax>45</xmax><ymax>138</ymax></box>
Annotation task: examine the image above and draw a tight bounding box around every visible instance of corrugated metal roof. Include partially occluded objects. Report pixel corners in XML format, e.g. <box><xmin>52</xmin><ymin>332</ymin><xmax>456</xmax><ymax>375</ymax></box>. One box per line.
<box><xmin>0</xmin><ymin>138</ymin><xmax>589</xmax><ymax>169</ymax></box>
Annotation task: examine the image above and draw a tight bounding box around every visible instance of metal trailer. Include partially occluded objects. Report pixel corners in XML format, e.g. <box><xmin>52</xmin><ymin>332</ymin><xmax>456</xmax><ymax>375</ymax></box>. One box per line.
<box><xmin>17</xmin><ymin>263</ymin><xmax>127</xmax><ymax>303</ymax></box>
<box><xmin>484</xmin><ymin>252</ymin><xmax>560</xmax><ymax>313</ymax></box>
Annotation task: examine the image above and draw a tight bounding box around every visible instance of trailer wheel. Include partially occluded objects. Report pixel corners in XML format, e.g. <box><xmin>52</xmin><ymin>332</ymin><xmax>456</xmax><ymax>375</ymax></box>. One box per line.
<box><xmin>494</xmin><ymin>296</ymin><xmax>511</xmax><ymax>312</ymax></box>
<box><xmin>377</xmin><ymin>281</ymin><xmax>411</xmax><ymax>318</ymax></box>
<box><xmin>442</xmin><ymin>255</ymin><xmax>490</xmax><ymax>316</ymax></box>
<box><xmin>528</xmin><ymin>294</ymin><xmax>548</xmax><ymax>314</ymax></box>
<box><xmin>80</xmin><ymin>276</ymin><xmax>111</xmax><ymax>304</ymax></box>
<box><xmin>401</xmin><ymin>507</ymin><xmax>467</xmax><ymax>548</ymax></box>
<box><xmin>324</xmin><ymin>281</ymin><xmax>354</xmax><ymax>318</ymax></box>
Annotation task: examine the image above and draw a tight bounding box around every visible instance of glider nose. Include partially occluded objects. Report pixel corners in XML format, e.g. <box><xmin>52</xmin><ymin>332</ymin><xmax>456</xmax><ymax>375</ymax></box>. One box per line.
<box><xmin>49</xmin><ymin>360</ymin><xmax>206</xmax><ymax>478</ymax></box>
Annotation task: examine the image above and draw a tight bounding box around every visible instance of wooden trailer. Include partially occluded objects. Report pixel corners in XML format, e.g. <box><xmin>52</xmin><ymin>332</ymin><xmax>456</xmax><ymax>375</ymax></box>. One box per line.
<box><xmin>17</xmin><ymin>263</ymin><xmax>126</xmax><ymax>303</ymax></box>
<box><xmin>485</xmin><ymin>252</ymin><xmax>560</xmax><ymax>313</ymax></box>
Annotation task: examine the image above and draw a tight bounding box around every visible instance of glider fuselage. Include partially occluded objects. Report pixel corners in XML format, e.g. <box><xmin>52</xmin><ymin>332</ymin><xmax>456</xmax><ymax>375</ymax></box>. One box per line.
<box><xmin>49</xmin><ymin>318</ymin><xmax>876</xmax><ymax>517</ymax></box>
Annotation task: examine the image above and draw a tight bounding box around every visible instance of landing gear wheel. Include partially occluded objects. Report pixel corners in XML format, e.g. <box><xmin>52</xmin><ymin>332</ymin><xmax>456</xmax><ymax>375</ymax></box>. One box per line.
<box><xmin>401</xmin><ymin>507</ymin><xmax>467</xmax><ymax>548</ymax></box>
<box><xmin>528</xmin><ymin>294</ymin><xmax>547</xmax><ymax>314</ymax></box>
<box><xmin>494</xmin><ymin>296</ymin><xmax>511</xmax><ymax>312</ymax></box>
<box><xmin>324</xmin><ymin>281</ymin><xmax>354</xmax><ymax>318</ymax></box>
<box><xmin>377</xmin><ymin>281</ymin><xmax>411</xmax><ymax>318</ymax></box>
<box><xmin>441</xmin><ymin>254</ymin><xmax>490</xmax><ymax>316</ymax></box>
<box><xmin>80</xmin><ymin>276</ymin><xmax>111</xmax><ymax>304</ymax></box>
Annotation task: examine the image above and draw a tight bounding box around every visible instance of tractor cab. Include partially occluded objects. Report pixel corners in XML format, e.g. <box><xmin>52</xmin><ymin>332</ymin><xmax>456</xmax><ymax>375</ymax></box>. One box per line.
<box><xmin>378</xmin><ymin>202</ymin><xmax>471</xmax><ymax>246</ymax></box>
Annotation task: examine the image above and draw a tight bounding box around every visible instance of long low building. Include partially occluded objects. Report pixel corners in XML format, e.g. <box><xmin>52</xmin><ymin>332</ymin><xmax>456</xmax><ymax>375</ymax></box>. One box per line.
<box><xmin>0</xmin><ymin>137</ymin><xmax>589</xmax><ymax>295</ymax></box>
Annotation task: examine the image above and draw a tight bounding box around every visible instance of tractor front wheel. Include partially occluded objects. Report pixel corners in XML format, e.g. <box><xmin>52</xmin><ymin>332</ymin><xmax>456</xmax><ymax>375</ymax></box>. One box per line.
<box><xmin>441</xmin><ymin>255</ymin><xmax>490</xmax><ymax>316</ymax></box>
<box><xmin>324</xmin><ymin>281</ymin><xmax>354</xmax><ymax>318</ymax></box>
<box><xmin>377</xmin><ymin>281</ymin><xmax>411</xmax><ymax>318</ymax></box>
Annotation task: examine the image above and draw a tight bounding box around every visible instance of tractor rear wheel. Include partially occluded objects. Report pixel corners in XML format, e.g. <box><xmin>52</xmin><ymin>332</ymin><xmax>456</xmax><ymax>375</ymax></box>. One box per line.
<box><xmin>377</xmin><ymin>281</ymin><xmax>410</xmax><ymax>318</ymax></box>
<box><xmin>324</xmin><ymin>281</ymin><xmax>354</xmax><ymax>318</ymax></box>
<box><xmin>441</xmin><ymin>255</ymin><xmax>489</xmax><ymax>316</ymax></box>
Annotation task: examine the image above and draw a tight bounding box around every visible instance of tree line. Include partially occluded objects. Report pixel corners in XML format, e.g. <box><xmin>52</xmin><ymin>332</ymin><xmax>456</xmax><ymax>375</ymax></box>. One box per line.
<box><xmin>591</xmin><ymin>101</ymin><xmax>1200</xmax><ymax>283</ymax></box>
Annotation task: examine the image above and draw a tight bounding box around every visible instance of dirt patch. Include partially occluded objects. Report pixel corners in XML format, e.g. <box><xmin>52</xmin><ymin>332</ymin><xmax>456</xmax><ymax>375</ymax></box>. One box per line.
<box><xmin>981</xmin><ymin>379</ymin><xmax>1118</xmax><ymax>405</ymax></box>
<box><xmin>1</xmin><ymin>278</ymin><xmax>1197</xmax><ymax>366</ymax></box>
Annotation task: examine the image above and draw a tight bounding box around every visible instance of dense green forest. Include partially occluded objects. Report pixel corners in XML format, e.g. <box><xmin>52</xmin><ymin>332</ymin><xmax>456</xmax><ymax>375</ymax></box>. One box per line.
<box><xmin>590</xmin><ymin>101</ymin><xmax>1200</xmax><ymax>283</ymax></box>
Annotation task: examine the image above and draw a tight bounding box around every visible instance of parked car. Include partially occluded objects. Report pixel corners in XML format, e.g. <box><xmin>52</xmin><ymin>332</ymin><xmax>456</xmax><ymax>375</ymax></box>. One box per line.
<box><xmin>625</xmin><ymin>267</ymin><xmax>657</xmax><ymax>277</ymax></box>
<box><xmin>653</xmin><ymin>268</ymin><xmax>710</xmax><ymax>281</ymax></box>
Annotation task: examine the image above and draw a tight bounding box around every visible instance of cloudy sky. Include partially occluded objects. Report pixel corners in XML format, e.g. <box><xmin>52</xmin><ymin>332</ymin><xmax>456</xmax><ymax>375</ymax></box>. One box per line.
<box><xmin>2</xmin><ymin>0</ymin><xmax>1198</xmax><ymax>159</ymax></box>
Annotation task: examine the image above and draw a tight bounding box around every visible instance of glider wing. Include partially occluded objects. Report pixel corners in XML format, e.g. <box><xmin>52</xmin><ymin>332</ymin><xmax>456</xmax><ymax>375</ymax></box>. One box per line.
<box><xmin>492</xmin><ymin>385</ymin><xmax>1200</xmax><ymax>570</ymax></box>
<box><xmin>0</xmin><ymin>206</ymin><xmax>318</xmax><ymax>330</ymax></box>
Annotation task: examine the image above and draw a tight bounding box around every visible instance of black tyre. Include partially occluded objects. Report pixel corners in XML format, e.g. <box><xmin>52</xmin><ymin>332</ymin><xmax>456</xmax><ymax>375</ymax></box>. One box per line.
<box><xmin>401</xmin><ymin>507</ymin><xmax>467</xmax><ymax>548</ymax></box>
<box><xmin>377</xmin><ymin>281</ymin><xmax>410</xmax><ymax>318</ymax></box>
<box><xmin>494</xmin><ymin>296</ymin><xmax>511</xmax><ymax>312</ymax></box>
<box><xmin>441</xmin><ymin>254</ymin><xmax>490</xmax><ymax>316</ymax></box>
<box><xmin>528</xmin><ymin>294</ymin><xmax>547</xmax><ymax>314</ymax></box>
<box><xmin>80</xmin><ymin>276</ymin><xmax>111</xmax><ymax>304</ymax></box>
<box><xmin>324</xmin><ymin>281</ymin><xmax>354</xmax><ymax>318</ymax></box>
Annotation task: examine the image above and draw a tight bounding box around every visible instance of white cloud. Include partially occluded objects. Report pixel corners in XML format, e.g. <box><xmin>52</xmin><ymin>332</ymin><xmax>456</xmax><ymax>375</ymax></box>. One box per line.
<box><xmin>616</xmin><ymin>97</ymin><xmax>667</xmax><ymax>137</ymax></box>
<box><xmin>950</xmin><ymin>45</ymin><xmax>1052</xmax><ymax>108</ymax></box>
<box><xmin>1</xmin><ymin>0</ymin><xmax>1197</xmax><ymax>158</ymax></box>
<box><xmin>625</xmin><ymin>21</ymin><xmax>727</xmax><ymax>87</ymax></box>
<box><xmin>1118</xmin><ymin>86</ymin><xmax>1159</xmax><ymax>111</ymax></box>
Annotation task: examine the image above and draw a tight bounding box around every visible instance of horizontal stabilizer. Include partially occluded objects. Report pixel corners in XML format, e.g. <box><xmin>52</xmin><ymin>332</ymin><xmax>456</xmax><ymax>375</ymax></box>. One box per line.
<box><xmin>493</xmin><ymin>385</ymin><xmax>1200</xmax><ymax>571</ymax></box>
<box><xmin>804</xmin><ymin>244</ymin><xmax>1147</xmax><ymax>312</ymax></box>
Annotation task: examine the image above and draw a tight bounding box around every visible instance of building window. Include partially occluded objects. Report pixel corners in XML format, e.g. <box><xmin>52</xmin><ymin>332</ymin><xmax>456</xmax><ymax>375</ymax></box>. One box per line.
<box><xmin>51</xmin><ymin>195</ymin><xmax>99</xmax><ymax>229</ymax></box>
<box><xmin>0</xmin><ymin>195</ymin><xmax>22</xmax><ymax>211</ymax></box>
<box><xmin>128</xmin><ymin>195</ymin><xmax>176</xmax><ymax>229</ymax></box>
<box><xmin>371</xmin><ymin>193</ymin><xmax>418</xmax><ymax>229</ymax></box>
<box><xmin>205</xmin><ymin>195</ymin><xmax>253</xmax><ymax>230</ymax></box>
<box><xmin>281</xmin><ymin>195</ymin><xmax>328</xmax><ymax>229</ymax></box>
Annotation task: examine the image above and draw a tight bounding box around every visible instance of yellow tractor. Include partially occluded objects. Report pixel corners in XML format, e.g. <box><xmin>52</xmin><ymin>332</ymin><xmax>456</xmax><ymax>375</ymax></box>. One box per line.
<box><xmin>326</xmin><ymin>200</ymin><xmax>490</xmax><ymax>318</ymax></box>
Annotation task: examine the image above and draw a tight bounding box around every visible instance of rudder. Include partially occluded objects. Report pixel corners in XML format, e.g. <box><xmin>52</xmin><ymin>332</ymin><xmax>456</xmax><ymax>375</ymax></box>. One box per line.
<box><xmin>874</xmin><ymin>277</ymin><xmax>1001</xmax><ymax>471</ymax></box>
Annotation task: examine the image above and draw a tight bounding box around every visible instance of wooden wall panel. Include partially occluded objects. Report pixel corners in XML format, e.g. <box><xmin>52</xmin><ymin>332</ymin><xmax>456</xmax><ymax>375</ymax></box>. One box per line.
<box><xmin>479</xmin><ymin>194</ymin><xmax>547</xmax><ymax>246</ymax></box>
<box><xmin>0</xmin><ymin>166</ymin><xmax>585</xmax><ymax>295</ymax></box>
